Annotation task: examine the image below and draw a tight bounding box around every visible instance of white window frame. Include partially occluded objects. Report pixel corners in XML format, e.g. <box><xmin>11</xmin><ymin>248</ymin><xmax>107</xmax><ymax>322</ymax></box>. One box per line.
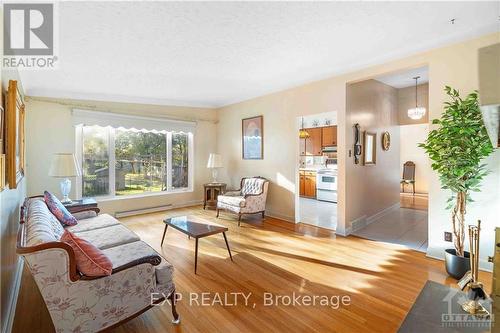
<box><xmin>75</xmin><ymin>126</ymin><xmax>193</xmax><ymax>200</ymax></box>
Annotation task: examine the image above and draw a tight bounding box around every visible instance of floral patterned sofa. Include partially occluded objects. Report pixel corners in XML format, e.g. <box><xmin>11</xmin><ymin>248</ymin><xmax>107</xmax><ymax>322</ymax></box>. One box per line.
<box><xmin>216</xmin><ymin>176</ymin><xmax>269</xmax><ymax>226</ymax></box>
<box><xmin>16</xmin><ymin>196</ymin><xmax>179</xmax><ymax>332</ymax></box>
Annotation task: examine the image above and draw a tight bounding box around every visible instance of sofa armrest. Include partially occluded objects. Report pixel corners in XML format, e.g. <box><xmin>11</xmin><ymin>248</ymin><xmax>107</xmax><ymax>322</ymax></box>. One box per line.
<box><xmin>18</xmin><ymin>243</ymin><xmax>83</xmax><ymax>282</ymax></box>
<box><xmin>71</xmin><ymin>207</ymin><xmax>101</xmax><ymax>215</ymax></box>
<box><xmin>23</xmin><ymin>257</ymin><xmax>160</xmax><ymax>332</ymax></box>
<box><xmin>112</xmin><ymin>255</ymin><xmax>162</xmax><ymax>274</ymax></box>
<box><xmin>71</xmin><ymin>207</ymin><xmax>100</xmax><ymax>220</ymax></box>
<box><xmin>78</xmin><ymin>254</ymin><xmax>162</xmax><ymax>280</ymax></box>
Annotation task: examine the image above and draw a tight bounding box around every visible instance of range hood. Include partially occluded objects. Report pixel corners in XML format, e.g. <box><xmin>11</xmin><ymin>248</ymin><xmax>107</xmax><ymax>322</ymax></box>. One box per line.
<box><xmin>322</xmin><ymin>146</ymin><xmax>337</xmax><ymax>153</ymax></box>
<box><xmin>478</xmin><ymin>43</ymin><xmax>500</xmax><ymax>147</ymax></box>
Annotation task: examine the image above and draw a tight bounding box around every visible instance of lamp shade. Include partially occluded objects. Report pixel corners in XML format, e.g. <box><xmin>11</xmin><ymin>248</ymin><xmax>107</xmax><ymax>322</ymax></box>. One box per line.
<box><xmin>207</xmin><ymin>153</ymin><xmax>223</xmax><ymax>168</ymax></box>
<box><xmin>49</xmin><ymin>153</ymin><xmax>82</xmax><ymax>178</ymax></box>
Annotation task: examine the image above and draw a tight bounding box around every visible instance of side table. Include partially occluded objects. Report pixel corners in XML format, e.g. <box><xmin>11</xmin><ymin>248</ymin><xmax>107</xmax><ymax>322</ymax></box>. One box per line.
<box><xmin>203</xmin><ymin>183</ymin><xmax>226</xmax><ymax>210</ymax></box>
<box><xmin>63</xmin><ymin>198</ymin><xmax>98</xmax><ymax>213</ymax></box>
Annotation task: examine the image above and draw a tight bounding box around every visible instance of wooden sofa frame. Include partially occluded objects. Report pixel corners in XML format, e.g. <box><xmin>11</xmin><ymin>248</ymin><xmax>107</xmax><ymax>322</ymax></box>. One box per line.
<box><xmin>16</xmin><ymin>195</ymin><xmax>179</xmax><ymax>331</ymax></box>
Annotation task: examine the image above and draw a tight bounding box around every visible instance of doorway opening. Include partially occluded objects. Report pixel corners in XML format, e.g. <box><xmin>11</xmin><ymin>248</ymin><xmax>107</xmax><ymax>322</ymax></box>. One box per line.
<box><xmin>351</xmin><ymin>66</ymin><xmax>430</xmax><ymax>252</ymax></box>
<box><xmin>296</xmin><ymin>112</ymin><xmax>338</xmax><ymax>230</ymax></box>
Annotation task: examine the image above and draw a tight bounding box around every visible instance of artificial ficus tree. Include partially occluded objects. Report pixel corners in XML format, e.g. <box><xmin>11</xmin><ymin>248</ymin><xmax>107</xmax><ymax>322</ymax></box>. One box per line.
<box><xmin>419</xmin><ymin>86</ymin><xmax>494</xmax><ymax>257</ymax></box>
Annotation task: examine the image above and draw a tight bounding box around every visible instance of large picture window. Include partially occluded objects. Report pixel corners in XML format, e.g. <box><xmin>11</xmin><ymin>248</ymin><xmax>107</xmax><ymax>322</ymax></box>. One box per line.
<box><xmin>78</xmin><ymin>125</ymin><xmax>192</xmax><ymax>199</ymax></box>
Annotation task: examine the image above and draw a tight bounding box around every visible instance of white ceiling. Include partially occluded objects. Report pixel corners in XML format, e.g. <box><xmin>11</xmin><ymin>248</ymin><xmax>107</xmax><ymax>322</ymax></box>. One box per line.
<box><xmin>375</xmin><ymin>67</ymin><xmax>429</xmax><ymax>89</ymax></box>
<box><xmin>19</xmin><ymin>1</ymin><xmax>500</xmax><ymax>108</ymax></box>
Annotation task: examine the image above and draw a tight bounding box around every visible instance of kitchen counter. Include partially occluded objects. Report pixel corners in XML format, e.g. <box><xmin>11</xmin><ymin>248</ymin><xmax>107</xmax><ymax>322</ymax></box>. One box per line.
<box><xmin>299</xmin><ymin>165</ymin><xmax>337</xmax><ymax>172</ymax></box>
<box><xmin>299</xmin><ymin>167</ymin><xmax>319</xmax><ymax>172</ymax></box>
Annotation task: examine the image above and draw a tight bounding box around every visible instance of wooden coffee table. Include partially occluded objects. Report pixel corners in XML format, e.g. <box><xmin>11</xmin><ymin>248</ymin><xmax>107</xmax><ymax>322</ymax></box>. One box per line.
<box><xmin>161</xmin><ymin>215</ymin><xmax>233</xmax><ymax>274</ymax></box>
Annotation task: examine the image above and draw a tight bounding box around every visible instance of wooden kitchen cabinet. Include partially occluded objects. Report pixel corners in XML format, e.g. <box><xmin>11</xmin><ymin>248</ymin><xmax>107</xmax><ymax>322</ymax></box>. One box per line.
<box><xmin>299</xmin><ymin>173</ymin><xmax>305</xmax><ymax>196</ymax></box>
<box><xmin>305</xmin><ymin>128</ymin><xmax>322</xmax><ymax>156</ymax></box>
<box><xmin>300</xmin><ymin>127</ymin><xmax>334</xmax><ymax>156</ymax></box>
<box><xmin>299</xmin><ymin>171</ymin><xmax>316</xmax><ymax>198</ymax></box>
<box><xmin>321</xmin><ymin>126</ymin><xmax>337</xmax><ymax>147</ymax></box>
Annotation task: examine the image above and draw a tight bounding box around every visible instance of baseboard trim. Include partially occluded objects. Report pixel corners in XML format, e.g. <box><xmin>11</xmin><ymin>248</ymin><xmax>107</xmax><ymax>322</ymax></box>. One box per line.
<box><xmin>3</xmin><ymin>257</ymin><xmax>24</xmax><ymax>333</ymax></box>
<box><xmin>265</xmin><ymin>210</ymin><xmax>295</xmax><ymax>223</ymax></box>
<box><xmin>350</xmin><ymin>215</ymin><xmax>367</xmax><ymax>234</ymax></box>
<box><xmin>115</xmin><ymin>200</ymin><xmax>203</xmax><ymax>218</ymax></box>
<box><xmin>350</xmin><ymin>202</ymin><xmax>401</xmax><ymax>233</ymax></box>
<box><xmin>400</xmin><ymin>192</ymin><xmax>428</xmax><ymax>198</ymax></box>
<box><xmin>366</xmin><ymin>202</ymin><xmax>400</xmax><ymax>224</ymax></box>
<box><xmin>336</xmin><ymin>227</ymin><xmax>351</xmax><ymax>237</ymax></box>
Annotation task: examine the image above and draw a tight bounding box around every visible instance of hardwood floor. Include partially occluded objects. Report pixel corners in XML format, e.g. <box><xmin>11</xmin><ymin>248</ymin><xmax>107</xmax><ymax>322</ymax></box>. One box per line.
<box><xmin>13</xmin><ymin>206</ymin><xmax>491</xmax><ymax>333</ymax></box>
<box><xmin>400</xmin><ymin>193</ymin><xmax>428</xmax><ymax>211</ymax></box>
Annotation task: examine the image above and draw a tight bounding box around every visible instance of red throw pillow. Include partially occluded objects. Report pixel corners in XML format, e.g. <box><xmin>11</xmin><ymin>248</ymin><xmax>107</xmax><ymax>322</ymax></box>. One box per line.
<box><xmin>61</xmin><ymin>230</ymin><xmax>112</xmax><ymax>277</ymax></box>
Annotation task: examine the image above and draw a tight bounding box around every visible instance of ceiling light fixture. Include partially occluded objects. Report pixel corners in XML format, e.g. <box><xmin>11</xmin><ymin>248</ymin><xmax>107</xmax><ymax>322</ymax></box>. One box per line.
<box><xmin>299</xmin><ymin>117</ymin><xmax>310</xmax><ymax>139</ymax></box>
<box><xmin>408</xmin><ymin>76</ymin><xmax>426</xmax><ymax>120</ymax></box>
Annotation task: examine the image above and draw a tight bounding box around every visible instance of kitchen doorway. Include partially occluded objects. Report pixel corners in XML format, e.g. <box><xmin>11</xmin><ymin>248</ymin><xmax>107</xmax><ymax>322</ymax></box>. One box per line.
<box><xmin>296</xmin><ymin>112</ymin><xmax>338</xmax><ymax>230</ymax></box>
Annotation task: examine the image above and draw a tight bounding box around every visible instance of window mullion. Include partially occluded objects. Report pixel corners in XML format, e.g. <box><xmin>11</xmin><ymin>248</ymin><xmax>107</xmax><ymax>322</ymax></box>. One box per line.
<box><xmin>188</xmin><ymin>133</ymin><xmax>194</xmax><ymax>191</ymax></box>
<box><xmin>109</xmin><ymin>127</ymin><xmax>116</xmax><ymax>197</ymax></box>
<box><xmin>166</xmin><ymin>132</ymin><xmax>172</xmax><ymax>191</ymax></box>
<box><xmin>75</xmin><ymin>125</ymin><xmax>83</xmax><ymax>199</ymax></box>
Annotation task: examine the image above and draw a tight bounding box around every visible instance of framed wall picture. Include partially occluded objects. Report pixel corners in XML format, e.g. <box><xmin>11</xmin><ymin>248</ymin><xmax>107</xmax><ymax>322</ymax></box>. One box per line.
<box><xmin>0</xmin><ymin>103</ymin><xmax>4</xmax><ymax>191</ymax></box>
<box><xmin>5</xmin><ymin>80</ymin><xmax>25</xmax><ymax>189</ymax></box>
<box><xmin>0</xmin><ymin>104</ymin><xmax>4</xmax><ymax>154</ymax></box>
<box><xmin>363</xmin><ymin>131</ymin><xmax>377</xmax><ymax>165</ymax></box>
<box><xmin>381</xmin><ymin>131</ymin><xmax>391</xmax><ymax>151</ymax></box>
<box><xmin>242</xmin><ymin>115</ymin><xmax>263</xmax><ymax>159</ymax></box>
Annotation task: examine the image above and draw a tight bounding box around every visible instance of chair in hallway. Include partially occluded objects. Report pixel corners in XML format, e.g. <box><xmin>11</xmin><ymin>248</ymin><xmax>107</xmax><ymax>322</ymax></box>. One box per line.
<box><xmin>401</xmin><ymin>161</ymin><xmax>416</xmax><ymax>195</ymax></box>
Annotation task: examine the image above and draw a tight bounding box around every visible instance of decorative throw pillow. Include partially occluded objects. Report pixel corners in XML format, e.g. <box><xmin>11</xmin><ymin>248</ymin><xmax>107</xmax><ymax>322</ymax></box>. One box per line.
<box><xmin>61</xmin><ymin>230</ymin><xmax>113</xmax><ymax>277</ymax></box>
<box><xmin>44</xmin><ymin>191</ymin><xmax>78</xmax><ymax>226</ymax></box>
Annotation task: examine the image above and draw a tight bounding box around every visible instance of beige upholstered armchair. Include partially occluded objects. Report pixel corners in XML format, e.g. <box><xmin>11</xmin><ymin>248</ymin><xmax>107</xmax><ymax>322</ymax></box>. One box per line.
<box><xmin>216</xmin><ymin>177</ymin><xmax>269</xmax><ymax>226</ymax></box>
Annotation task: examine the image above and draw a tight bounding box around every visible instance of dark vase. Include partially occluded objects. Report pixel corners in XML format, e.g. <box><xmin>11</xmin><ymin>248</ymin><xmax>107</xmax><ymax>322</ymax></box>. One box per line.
<box><xmin>444</xmin><ymin>249</ymin><xmax>471</xmax><ymax>279</ymax></box>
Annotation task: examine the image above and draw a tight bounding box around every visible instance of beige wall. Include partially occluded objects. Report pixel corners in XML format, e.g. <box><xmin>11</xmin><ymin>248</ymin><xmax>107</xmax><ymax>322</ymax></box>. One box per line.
<box><xmin>217</xmin><ymin>32</ymin><xmax>500</xmax><ymax>270</ymax></box>
<box><xmin>400</xmin><ymin>124</ymin><xmax>430</xmax><ymax>194</ymax></box>
<box><xmin>25</xmin><ymin>97</ymin><xmax>217</xmax><ymax>215</ymax></box>
<box><xmin>216</xmin><ymin>80</ymin><xmax>347</xmax><ymax>222</ymax></box>
<box><xmin>345</xmin><ymin>79</ymin><xmax>400</xmax><ymax>229</ymax></box>
<box><xmin>397</xmin><ymin>83</ymin><xmax>429</xmax><ymax>125</ymax></box>
<box><xmin>0</xmin><ymin>67</ymin><xmax>27</xmax><ymax>333</ymax></box>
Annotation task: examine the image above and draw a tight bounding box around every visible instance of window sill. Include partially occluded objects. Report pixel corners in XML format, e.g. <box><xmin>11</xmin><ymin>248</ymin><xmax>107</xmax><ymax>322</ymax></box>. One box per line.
<box><xmin>89</xmin><ymin>188</ymin><xmax>193</xmax><ymax>203</ymax></box>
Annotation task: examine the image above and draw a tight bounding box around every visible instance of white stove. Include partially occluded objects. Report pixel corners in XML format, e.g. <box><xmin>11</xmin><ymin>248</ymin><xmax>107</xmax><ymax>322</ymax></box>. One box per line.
<box><xmin>316</xmin><ymin>168</ymin><xmax>337</xmax><ymax>203</ymax></box>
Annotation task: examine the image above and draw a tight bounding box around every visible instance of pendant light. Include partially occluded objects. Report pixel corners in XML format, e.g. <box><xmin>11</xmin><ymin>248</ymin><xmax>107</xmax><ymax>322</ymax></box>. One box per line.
<box><xmin>299</xmin><ymin>117</ymin><xmax>310</xmax><ymax>139</ymax></box>
<box><xmin>407</xmin><ymin>76</ymin><xmax>426</xmax><ymax>120</ymax></box>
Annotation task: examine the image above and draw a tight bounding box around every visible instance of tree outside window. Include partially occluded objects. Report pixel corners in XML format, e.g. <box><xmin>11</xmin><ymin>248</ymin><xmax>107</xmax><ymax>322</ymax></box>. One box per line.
<box><xmin>81</xmin><ymin>126</ymin><xmax>190</xmax><ymax>198</ymax></box>
<box><xmin>172</xmin><ymin>133</ymin><xmax>188</xmax><ymax>189</ymax></box>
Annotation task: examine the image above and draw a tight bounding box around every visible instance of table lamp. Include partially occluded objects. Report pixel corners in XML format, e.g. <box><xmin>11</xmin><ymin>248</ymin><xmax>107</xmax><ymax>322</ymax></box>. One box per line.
<box><xmin>206</xmin><ymin>153</ymin><xmax>222</xmax><ymax>183</ymax></box>
<box><xmin>49</xmin><ymin>153</ymin><xmax>81</xmax><ymax>203</ymax></box>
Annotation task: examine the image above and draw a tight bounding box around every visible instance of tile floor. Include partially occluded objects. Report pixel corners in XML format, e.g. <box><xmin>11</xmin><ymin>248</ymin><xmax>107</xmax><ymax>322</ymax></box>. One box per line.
<box><xmin>352</xmin><ymin>196</ymin><xmax>428</xmax><ymax>252</ymax></box>
<box><xmin>299</xmin><ymin>197</ymin><xmax>337</xmax><ymax>230</ymax></box>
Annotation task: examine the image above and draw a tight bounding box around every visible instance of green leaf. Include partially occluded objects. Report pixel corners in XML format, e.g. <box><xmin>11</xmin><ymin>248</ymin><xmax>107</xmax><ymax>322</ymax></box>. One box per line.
<box><xmin>421</xmin><ymin>86</ymin><xmax>494</xmax><ymax>225</ymax></box>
